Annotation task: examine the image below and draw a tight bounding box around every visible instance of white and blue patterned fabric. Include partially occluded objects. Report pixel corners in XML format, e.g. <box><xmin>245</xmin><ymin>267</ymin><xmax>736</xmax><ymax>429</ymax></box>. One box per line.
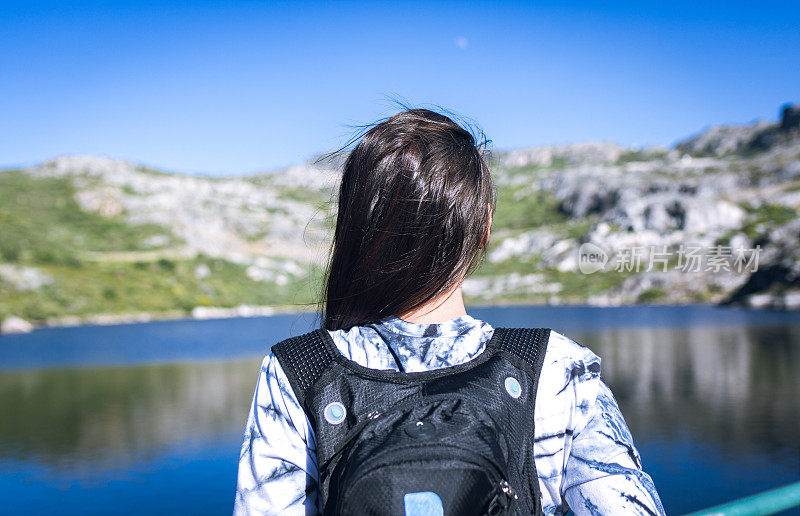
<box><xmin>233</xmin><ymin>314</ymin><xmax>665</xmax><ymax>516</ymax></box>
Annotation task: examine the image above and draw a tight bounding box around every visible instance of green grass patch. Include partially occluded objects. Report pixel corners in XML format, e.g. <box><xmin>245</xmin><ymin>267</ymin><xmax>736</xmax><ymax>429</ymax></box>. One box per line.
<box><xmin>0</xmin><ymin>256</ymin><xmax>324</xmax><ymax>323</ymax></box>
<box><xmin>472</xmin><ymin>254</ymin><xmax>542</xmax><ymax>277</ymax></box>
<box><xmin>720</xmin><ymin>202</ymin><xmax>799</xmax><ymax>242</ymax></box>
<box><xmin>497</xmin><ymin>157</ymin><xmax>568</xmax><ymax>178</ymax></box>
<box><xmin>560</xmin><ymin>218</ymin><xmax>598</xmax><ymax>240</ymax></box>
<box><xmin>616</xmin><ymin>149</ymin><xmax>667</xmax><ymax>164</ymax></box>
<box><xmin>543</xmin><ymin>267</ymin><xmax>631</xmax><ymax>299</ymax></box>
<box><xmin>462</xmin><ymin>265</ymin><xmax>633</xmax><ymax>306</ymax></box>
<box><xmin>637</xmin><ymin>287</ymin><xmax>666</xmax><ymax>303</ymax></box>
<box><xmin>277</xmin><ymin>186</ymin><xmax>331</xmax><ymax>205</ymax></box>
<box><xmin>0</xmin><ymin>170</ymin><xmax>182</xmax><ymax>264</ymax></box>
<box><xmin>739</xmin><ymin>202</ymin><xmax>797</xmax><ymax>222</ymax></box>
<box><xmin>492</xmin><ymin>185</ymin><xmax>566</xmax><ymax>231</ymax></box>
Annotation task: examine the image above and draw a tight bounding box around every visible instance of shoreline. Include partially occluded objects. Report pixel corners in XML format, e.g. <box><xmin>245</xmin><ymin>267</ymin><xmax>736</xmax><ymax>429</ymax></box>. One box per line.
<box><xmin>2</xmin><ymin>297</ymin><xmax>794</xmax><ymax>335</ymax></box>
<box><xmin>0</xmin><ymin>303</ymin><xmax>318</xmax><ymax>335</ymax></box>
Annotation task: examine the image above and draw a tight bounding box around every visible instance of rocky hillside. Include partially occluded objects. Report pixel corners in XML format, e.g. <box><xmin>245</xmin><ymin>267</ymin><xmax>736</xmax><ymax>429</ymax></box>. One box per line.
<box><xmin>0</xmin><ymin>157</ymin><xmax>340</xmax><ymax>332</ymax></box>
<box><xmin>1</xmin><ymin>104</ymin><xmax>798</xmax><ymax>332</ymax></box>
<box><xmin>479</xmin><ymin>104</ymin><xmax>799</xmax><ymax>309</ymax></box>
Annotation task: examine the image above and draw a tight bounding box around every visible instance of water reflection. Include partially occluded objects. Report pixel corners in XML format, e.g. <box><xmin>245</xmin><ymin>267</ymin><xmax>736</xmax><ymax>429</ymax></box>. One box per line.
<box><xmin>0</xmin><ymin>310</ymin><xmax>798</xmax><ymax>514</ymax></box>
<box><xmin>575</xmin><ymin>325</ymin><xmax>800</xmax><ymax>462</ymax></box>
<box><xmin>0</xmin><ymin>359</ymin><xmax>261</xmax><ymax>470</ymax></box>
<box><xmin>1</xmin><ymin>324</ymin><xmax>797</xmax><ymax>471</ymax></box>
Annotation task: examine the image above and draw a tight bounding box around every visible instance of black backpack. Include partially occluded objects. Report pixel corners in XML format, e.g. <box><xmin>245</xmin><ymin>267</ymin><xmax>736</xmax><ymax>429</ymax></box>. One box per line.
<box><xmin>272</xmin><ymin>326</ymin><xmax>550</xmax><ymax>516</ymax></box>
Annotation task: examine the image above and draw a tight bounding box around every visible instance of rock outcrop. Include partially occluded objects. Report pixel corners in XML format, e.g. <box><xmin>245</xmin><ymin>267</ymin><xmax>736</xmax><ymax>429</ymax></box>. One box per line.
<box><xmin>677</xmin><ymin>103</ymin><xmax>800</xmax><ymax>156</ymax></box>
<box><xmin>483</xmin><ymin>103</ymin><xmax>800</xmax><ymax>308</ymax></box>
<box><xmin>1</xmin><ymin>316</ymin><xmax>34</xmax><ymax>334</ymax></box>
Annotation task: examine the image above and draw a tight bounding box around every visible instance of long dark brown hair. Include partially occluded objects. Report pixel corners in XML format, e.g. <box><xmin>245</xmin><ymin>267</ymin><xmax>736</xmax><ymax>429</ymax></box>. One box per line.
<box><xmin>320</xmin><ymin>107</ymin><xmax>495</xmax><ymax>331</ymax></box>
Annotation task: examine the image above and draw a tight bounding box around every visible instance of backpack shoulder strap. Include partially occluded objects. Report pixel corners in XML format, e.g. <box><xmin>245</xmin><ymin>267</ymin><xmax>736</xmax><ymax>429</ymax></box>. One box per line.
<box><xmin>490</xmin><ymin>327</ymin><xmax>551</xmax><ymax>380</ymax></box>
<box><xmin>271</xmin><ymin>328</ymin><xmax>336</xmax><ymax>409</ymax></box>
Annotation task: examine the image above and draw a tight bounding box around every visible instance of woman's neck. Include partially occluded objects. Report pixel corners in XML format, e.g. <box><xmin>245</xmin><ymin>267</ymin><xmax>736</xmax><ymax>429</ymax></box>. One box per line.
<box><xmin>398</xmin><ymin>284</ymin><xmax>467</xmax><ymax>324</ymax></box>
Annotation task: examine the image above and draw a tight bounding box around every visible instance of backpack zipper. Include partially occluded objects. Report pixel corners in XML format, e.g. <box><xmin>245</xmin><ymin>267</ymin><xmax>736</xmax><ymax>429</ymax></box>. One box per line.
<box><xmin>340</xmin><ymin>442</ymin><xmax>516</xmax><ymax>514</ymax></box>
<box><xmin>321</xmin><ymin>394</ymin><xmax>485</xmax><ymax>473</ymax></box>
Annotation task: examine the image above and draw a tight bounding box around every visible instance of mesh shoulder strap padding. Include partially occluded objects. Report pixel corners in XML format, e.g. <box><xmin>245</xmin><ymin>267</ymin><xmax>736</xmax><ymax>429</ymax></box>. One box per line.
<box><xmin>271</xmin><ymin>328</ymin><xmax>336</xmax><ymax>409</ymax></box>
<box><xmin>491</xmin><ymin>327</ymin><xmax>551</xmax><ymax>377</ymax></box>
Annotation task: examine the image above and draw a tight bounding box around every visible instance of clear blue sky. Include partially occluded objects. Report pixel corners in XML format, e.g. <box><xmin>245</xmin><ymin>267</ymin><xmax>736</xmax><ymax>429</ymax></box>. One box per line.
<box><xmin>2</xmin><ymin>1</ymin><xmax>799</xmax><ymax>175</ymax></box>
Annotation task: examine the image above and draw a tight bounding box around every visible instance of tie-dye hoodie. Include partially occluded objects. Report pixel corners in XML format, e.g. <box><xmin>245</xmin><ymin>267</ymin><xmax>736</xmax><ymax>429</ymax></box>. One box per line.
<box><xmin>233</xmin><ymin>314</ymin><xmax>665</xmax><ymax>516</ymax></box>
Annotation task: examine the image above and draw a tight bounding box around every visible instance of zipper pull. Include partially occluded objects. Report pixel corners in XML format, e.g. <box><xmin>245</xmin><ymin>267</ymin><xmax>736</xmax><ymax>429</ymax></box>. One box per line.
<box><xmin>486</xmin><ymin>480</ymin><xmax>518</xmax><ymax>515</ymax></box>
<box><xmin>499</xmin><ymin>480</ymin><xmax>518</xmax><ymax>500</ymax></box>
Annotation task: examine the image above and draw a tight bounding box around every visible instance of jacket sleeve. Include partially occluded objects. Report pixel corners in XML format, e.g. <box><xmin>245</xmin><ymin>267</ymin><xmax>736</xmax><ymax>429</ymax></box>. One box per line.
<box><xmin>233</xmin><ymin>353</ymin><xmax>320</xmax><ymax>516</ymax></box>
<box><xmin>562</xmin><ymin>379</ymin><xmax>665</xmax><ymax>516</ymax></box>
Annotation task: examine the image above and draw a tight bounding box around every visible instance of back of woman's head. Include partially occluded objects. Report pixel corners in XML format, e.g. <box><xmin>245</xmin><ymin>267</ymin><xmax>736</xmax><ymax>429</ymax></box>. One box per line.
<box><xmin>322</xmin><ymin>108</ymin><xmax>495</xmax><ymax>331</ymax></box>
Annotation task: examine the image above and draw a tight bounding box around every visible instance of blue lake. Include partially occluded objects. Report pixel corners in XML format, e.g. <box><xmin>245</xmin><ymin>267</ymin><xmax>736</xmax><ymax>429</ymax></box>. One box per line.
<box><xmin>0</xmin><ymin>304</ymin><xmax>799</xmax><ymax>515</ymax></box>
